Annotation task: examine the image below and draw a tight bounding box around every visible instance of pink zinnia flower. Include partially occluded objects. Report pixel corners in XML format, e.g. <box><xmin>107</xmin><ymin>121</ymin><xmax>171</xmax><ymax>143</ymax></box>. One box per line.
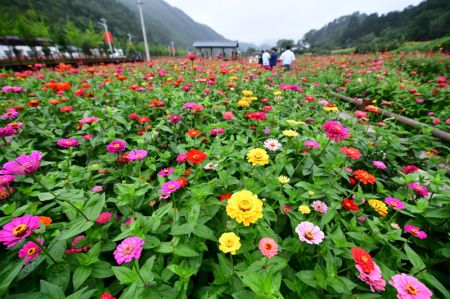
<box><xmin>222</xmin><ymin>111</ymin><xmax>235</xmax><ymax>120</ymax></box>
<box><xmin>295</xmin><ymin>221</ymin><xmax>325</xmax><ymax>244</ymax></box>
<box><xmin>127</xmin><ymin>149</ymin><xmax>147</xmax><ymax>161</ymax></box>
<box><xmin>384</xmin><ymin>197</ymin><xmax>405</xmax><ymax>209</ymax></box>
<box><xmin>129</xmin><ymin>113</ymin><xmax>139</xmax><ymax>120</ymax></box>
<box><xmin>169</xmin><ymin>114</ymin><xmax>182</xmax><ymax>124</ymax></box>
<box><xmin>0</xmin><ymin>175</ymin><xmax>15</xmax><ymax>186</ymax></box>
<box><xmin>161</xmin><ymin>180</ymin><xmax>181</xmax><ymax>194</ymax></box>
<box><xmin>57</xmin><ymin>138</ymin><xmax>79</xmax><ymax>148</ymax></box>
<box><xmin>210</xmin><ymin>128</ymin><xmax>225</xmax><ymax>136</ymax></box>
<box><xmin>354</xmin><ymin>110</ymin><xmax>368</xmax><ymax>118</ymax></box>
<box><xmin>258</xmin><ymin>238</ymin><xmax>278</xmax><ymax>258</ymax></box>
<box><xmin>372</xmin><ymin>161</ymin><xmax>387</xmax><ymax>169</ymax></box>
<box><xmin>158</xmin><ymin>167</ymin><xmax>174</xmax><ymax>177</ymax></box>
<box><xmin>107</xmin><ymin>140</ymin><xmax>127</xmax><ymax>153</ymax></box>
<box><xmin>176</xmin><ymin>153</ymin><xmax>188</xmax><ymax>163</ymax></box>
<box><xmin>113</xmin><ymin>236</ymin><xmax>145</xmax><ymax>265</ymax></box>
<box><xmin>0</xmin><ymin>215</ymin><xmax>40</xmax><ymax>247</ymax></box>
<box><xmin>323</xmin><ymin>121</ymin><xmax>349</xmax><ymax>142</ymax></box>
<box><xmin>18</xmin><ymin>238</ymin><xmax>43</xmax><ymax>264</ymax></box>
<box><xmin>401</xmin><ymin>165</ymin><xmax>419</xmax><ymax>174</ymax></box>
<box><xmin>91</xmin><ymin>185</ymin><xmax>103</xmax><ymax>193</ymax></box>
<box><xmin>304</xmin><ymin>140</ymin><xmax>319</xmax><ymax>149</ymax></box>
<box><xmin>79</xmin><ymin>116</ymin><xmax>99</xmax><ymax>124</ymax></box>
<box><xmin>355</xmin><ymin>264</ymin><xmax>386</xmax><ymax>292</ymax></box>
<box><xmin>389</xmin><ymin>273</ymin><xmax>432</xmax><ymax>299</ymax></box>
<box><xmin>404</xmin><ymin>225</ymin><xmax>427</xmax><ymax>239</ymax></box>
<box><xmin>1</xmin><ymin>108</ymin><xmax>19</xmax><ymax>119</ymax></box>
<box><xmin>0</xmin><ymin>125</ymin><xmax>17</xmax><ymax>138</ymax></box>
<box><xmin>407</xmin><ymin>182</ymin><xmax>429</xmax><ymax>197</ymax></box>
<box><xmin>96</xmin><ymin>212</ymin><xmax>113</xmax><ymax>224</ymax></box>
<box><xmin>0</xmin><ymin>151</ymin><xmax>42</xmax><ymax>175</ymax></box>
<box><xmin>83</xmin><ymin>134</ymin><xmax>93</xmax><ymax>140</ymax></box>
<box><xmin>311</xmin><ymin>200</ymin><xmax>328</xmax><ymax>214</ymax></box>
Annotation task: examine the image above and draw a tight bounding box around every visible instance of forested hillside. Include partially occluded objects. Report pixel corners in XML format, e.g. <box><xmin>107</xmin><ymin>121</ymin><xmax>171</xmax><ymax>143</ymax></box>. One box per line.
<box><xmin>301</xmin><ymin>0</ymin><xmax>450</xmax><ymax>51</ymax></box>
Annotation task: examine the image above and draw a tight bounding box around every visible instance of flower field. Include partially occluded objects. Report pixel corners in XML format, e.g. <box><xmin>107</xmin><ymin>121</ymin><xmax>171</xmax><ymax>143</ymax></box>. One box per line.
<box><xmin>0</xmin><ymin>53</ymin><xmax>449</xmax><ymax>299</ymax></box>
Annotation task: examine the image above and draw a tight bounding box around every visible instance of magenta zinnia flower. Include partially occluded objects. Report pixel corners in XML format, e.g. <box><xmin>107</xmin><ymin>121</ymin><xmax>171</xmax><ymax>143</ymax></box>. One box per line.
<box><xmin>0</xmin><ymin>151</ymin><xmax>42</xmax><ymax>175</ymax></box>
<box><xmin>304</xmin><ymin>140</ymin><xmax>319</xmax><ymax>149</ymax></box>
<box><xmin>0</xmin><ymin>215</ymin><xmax>40</xmax><ymax>247</ymax></box>
<box><xmin>96</xmin><ymin>212</ymin><xmax>113</xmax><ymax>224</ymax></box>
<box><xmin>176</xmin><ymin>153</ymin><xmax>188</xmax><ymax>163</ymax></box>
<box><xmin>384</xmin><ymin>197</ymin><xmax>405</xmax><ymax>210</ymax></box>
<box><xmin>158</xmin><ymin>167</ymin><xmax>174</xmax><ymax>177</ymax></box>
<box><xmin>355</xmin><ymin>263</ymin><xmax>386</xmax><ymax>292</ymax></box>
<box><xmin>372</xmin><ymin>161</ymin><xmax>387</xmax><ymax>169</ymax></box>
<box><xmin>323</xmin><ymin>121</ymin><xmax>349</xmax><ymax>142</ymax></box>
<box><xmin>57</xmin><ymin>138</ymin><xmax>79</xmax><ymax>148</ymax></box>
<box><xmin>407</xmin><ymin>182</ymin><xmax>429</xmax><ymax>197</ymax></box>
<box><xmin>311</xmin><ymin>200</ymin><xmax>328</xmax><ymax>214</ymax></box>
<box><xmin>295</xmin><ymin>221</ymin><xmax>325</xmax><ymax>244</ymax></box>
<box><xmin>107</xmin><ymin>140</ymin><xmax>127</xmax><ymax>153</ymax></box>
<box><xmin>404</xmin><ymin>225</ymin><xmax>427</xmax><ymax>239</ymax></box>
<box><xmin>0</xmin><ymin>175</ymin><xmax>15</xmax><ymax>186</ymax></box>
<box><xmin>161</xmin><ymin>180</ymin><xmax>181</xmax><ymax>194</ymax></box>
<box><xmin>258</xmin><ymin>237</ymin><xmax>279</xmax><ymax>258</ymax></box>
<box><xmin>113</xmin><ymin>236</ymin><xmax>145</xmax><ymax>265</ymax></box>
<box><xmin>18</xmin><ymin>238</ymin><xmax>43</xmax><ymax>264</ymax></box>
<box><xmin>127</xmin><ymin>149</ymin><xmax>147</xmax><ymax>161</ymax></box>
<box><xmin>389</xmin><ymin>273</ymin><xmax>432</xmax><ymax>299</ymax></box>
<box><xmin>401</xmin><ymin>165</ymin><xmax>419</xmax><ymax>174</ymax></box>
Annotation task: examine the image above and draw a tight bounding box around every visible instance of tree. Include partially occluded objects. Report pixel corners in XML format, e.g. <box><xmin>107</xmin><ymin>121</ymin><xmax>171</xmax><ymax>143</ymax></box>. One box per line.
<box><xmin>276</xmin><ymin>39</ymin><xmax>294</xmax><ymax>50</ymax></box>
<box><xmin>64</xmin><ymin>20</ymin><xmax>83</xmax><ymax>48</ymax></box>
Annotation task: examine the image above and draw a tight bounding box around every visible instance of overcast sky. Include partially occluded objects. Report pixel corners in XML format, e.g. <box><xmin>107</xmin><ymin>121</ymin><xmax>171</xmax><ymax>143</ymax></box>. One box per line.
<box><xmin>164</xmin><ymin>0</ymin><xmax>424</xmax><ymax>45</ymax></box>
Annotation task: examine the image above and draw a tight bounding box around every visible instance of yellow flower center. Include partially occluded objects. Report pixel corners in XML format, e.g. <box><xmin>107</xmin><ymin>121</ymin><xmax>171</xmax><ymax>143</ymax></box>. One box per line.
<box><xmin>334</xmin><ymin>125</ymin><xmax>341</xmax><ymax>131</ymax></box>
<box><xmin>168</xmin><ymin>184</ymin><xmax>175</xmax><ymax>190</ymax></box>
<box><xmin>122</xmin><ymin>244</ymin><xmax>134</xmax><ymax>255</ymax></box>
<box><xmin>391</xmin><ymin>202</ymin><xmax>397</xmax><ymax>207</ymax></box>
<box><xmin>305</xmin><ymin>231</ymin><xmax>314</xmax><ymax>240</ymax></box>
<box><xmin>411</xmin><ymin>229</ymin><xmax>419</xmax><ymax>236</ymax></box>
<box><xmin>13</xmin><ymin>224</ymin><xmax>27</xmax><ymax>237</ymax></box>
<box><xmin>113</xmin><ymin>144</ymin><xmax>120</xmax><ymax>148</ymax></box>
<box><xmin>238</xmin><ymin>199</ymin><xmax>252</xmax><ymax>212</ymax></box>
<box><xmin>27</xmin><ymin>247</ymin><xmax>37</xmax><ymax>256</ymax></box>
<box><xmin>225</xmin><ymin>239</ymin><xmax>235</xmax><ymax>247</ymax></box>
<box><xmin>406</xmin><ymin>284</ymin><xmax>417</xmax><ymax>295</ymax></box>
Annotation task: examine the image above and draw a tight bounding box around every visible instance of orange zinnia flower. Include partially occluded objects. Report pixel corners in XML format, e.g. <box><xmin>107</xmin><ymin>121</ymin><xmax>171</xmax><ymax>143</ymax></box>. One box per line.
<box><xmin>187</xmin><ymin>129</ymin><xmax>200</xmax><ymax>137</ymax></box>
<box><xmin>353</xmin><ymin>170</ymin><xmax>376</xmax><ymax>185</ymax></box>
<box><xmin>186</xmin><ymin>149</ymin><xmax>207</xmax><ymax>164</ymax></box>
<box><xmin>39</xmin><ymin>216</ymin><xmax>52</xmax><ymax>226</ymax></box>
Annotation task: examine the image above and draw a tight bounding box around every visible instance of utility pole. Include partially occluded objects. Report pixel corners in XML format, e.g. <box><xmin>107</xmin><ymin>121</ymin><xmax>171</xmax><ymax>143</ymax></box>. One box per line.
<box><xmin>137</xmin><ymin>0</ymin><xmax>150</xmax><ymax>61</ymax></box>
<box><xmin>98</xmin><ymin>18</ymin><xmax>114</xmax><ymax>56</ymax></box>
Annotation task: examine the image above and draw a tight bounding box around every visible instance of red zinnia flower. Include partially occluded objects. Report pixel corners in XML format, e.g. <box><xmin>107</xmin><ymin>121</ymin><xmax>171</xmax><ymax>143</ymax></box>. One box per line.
<box><xmin>187</xmin><ymin>129</ymin><xmax>200</xmax><ymax>137</ymax></box>
<box><xmin>219</xmin><ymin>193</ymin><xmax>231</xmax><ymax>202</ymax></box>
<box><xmin>352</xmin><ymin>247</ymin><xmax>375</xmax><ymax>274</ymax></box>
<box><xmin>353</xmin><ymin>170</ymin><xmax>376</xmax><ymax>185</ymax></box>
<box><xmin>340</xmin><ymin>146</ymin><xmax>362</xmax><ymax>159</ymax></box>
<box><xmin>177</xmin><ymin>177</ymin><xmax>187</xmax><ymax>188</ymax></box>
<box><xmin>342</xmin><ymin>198</ymin><xmax>359</xmax><ymax>211</ymax></box>
<box><xmin>186</xmin><ymin>149</ymin><xmax>207</xmax><ymax>165</ymax></box>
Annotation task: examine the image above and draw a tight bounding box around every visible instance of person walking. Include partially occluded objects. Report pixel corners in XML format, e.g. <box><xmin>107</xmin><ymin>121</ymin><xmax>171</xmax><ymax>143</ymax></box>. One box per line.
<box><xmin>279</xmin><ymin>45</ymin><xmax>295</xmax><ymax>71</ymax></box>
<box><xmin>262</xmin><ymin>50</ymin><xmax>270</xmax><ymax>68</ymax></box>
<box><xmin>269</xmin><ymin>48</ymin><xmax>278</xmax><ymax>69</ymax></box>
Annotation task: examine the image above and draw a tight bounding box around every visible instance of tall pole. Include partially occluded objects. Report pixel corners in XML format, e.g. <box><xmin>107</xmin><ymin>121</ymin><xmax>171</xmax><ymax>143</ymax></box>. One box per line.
<box><xmin>137</xmin><ymin>0</ymin><xmax>150</xmax><ymax>61</ymax></box>
<box><xmin>99</xmin><ymin>18</ymin><xmax>114</xmax><ymax>56</ymax></box>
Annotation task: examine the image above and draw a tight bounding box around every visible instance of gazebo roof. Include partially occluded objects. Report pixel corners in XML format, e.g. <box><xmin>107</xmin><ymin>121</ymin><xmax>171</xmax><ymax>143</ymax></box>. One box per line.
<box><xmin>192</xmin><ymin>41</ymin><xmax>239</xmax><ymax>48</ymax></box>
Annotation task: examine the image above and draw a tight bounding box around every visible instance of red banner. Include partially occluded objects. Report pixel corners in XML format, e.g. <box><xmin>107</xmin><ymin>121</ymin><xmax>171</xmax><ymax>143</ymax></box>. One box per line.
<box><xmin>104</xmin><ymin>32</ymin><xmax>113</xmax><ymax>44</ymax></box>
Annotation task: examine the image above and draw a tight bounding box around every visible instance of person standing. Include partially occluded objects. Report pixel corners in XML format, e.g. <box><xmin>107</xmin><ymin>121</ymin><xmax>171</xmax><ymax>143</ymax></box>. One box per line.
<box><xmin>269</xmin><ymin>48</ymin><xmax>278</xmax><ymax>69</ymax></box>
<box><xmin>279</xmin><ymin>45</ymin><xmax>295</xmax><ymax>71</ymax></box>
<box><xmin>262</xmin><ymin>50</ymin><xmax>270</xmax><ymax>68</ymax></box>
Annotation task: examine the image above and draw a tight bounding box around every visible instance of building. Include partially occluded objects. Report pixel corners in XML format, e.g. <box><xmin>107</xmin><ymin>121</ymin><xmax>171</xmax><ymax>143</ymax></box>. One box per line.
<box><xmin>192</xmin><ymin>41</ymin><xmax>239</xmax><ymax>60</ymax></box>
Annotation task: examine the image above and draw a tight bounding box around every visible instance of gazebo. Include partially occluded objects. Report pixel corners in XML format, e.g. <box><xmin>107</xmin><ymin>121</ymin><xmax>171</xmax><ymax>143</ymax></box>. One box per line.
<box><xmin>192</xmin><ymin>41</ymin><xmax>239</xmax><ymax>60</ymax></box>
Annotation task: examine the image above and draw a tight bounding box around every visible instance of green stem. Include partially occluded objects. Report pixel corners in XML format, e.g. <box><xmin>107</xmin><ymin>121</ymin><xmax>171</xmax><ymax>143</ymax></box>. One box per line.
<box><xmin>28</xmin><ymin>234</ymin><xmax>58</xmax><ymax>264</ymax></box>
<box><xmin>134</xmin><ymin>259</ymin><xmax>148</xmax><ymax>287</ymax></box>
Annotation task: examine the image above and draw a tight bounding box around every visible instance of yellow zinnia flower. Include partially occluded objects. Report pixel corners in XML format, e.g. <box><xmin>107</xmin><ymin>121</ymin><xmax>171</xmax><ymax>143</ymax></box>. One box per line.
<box><xmin>323</xmin><ymin>107</ymin><xmax>339</xmax><ymax>112</ymax></box>
<box><xmin>299</xmin><ymin>205</ymin><xmax>311</xmax><ymax>214</ymax></box>
<box><xmin>242</xmin><ymin>90</ymin><xmax>253</xmax><ymax>96</ymax></box>
<box><xmin>219</xmin><ymin>232</ymin><xmax>241</xmax><ymax>255</ymax></box>
<box><xmin>282</xmin><ymin>130</ymin><xmax>299</xmax><ymax>137</ymax></box>
<box><xmin>273</xmin><ymin>91</ymin><xmax>282</xmax><ymax>96</ymax></box>
<box><xmin>278</xmin><ymin>176</ymin><xmax>290</xmax><ymax>184</ymax></box>
<box><xmin>368</xmin><ymin>199</ymin><xmax>388</xmax><ymax>217</ymax></box>
<box><xmin>287</xmin><ymin>120</ymin><xmax>306</xmax><ymax>125</ymax></box>
<box><xmin>247</xmin><ymin>148</ymin><xmax>269</xmax><ymax>166</ymax></box>
<box><xmin>226</xmin><ymin>190</ymin><xmax>263</xmax><ymax>226</ymax></box>
<box><xmin>238</xmin><ymin>99</ymin><xmax>250</xmax><ymax>107</ymax></box>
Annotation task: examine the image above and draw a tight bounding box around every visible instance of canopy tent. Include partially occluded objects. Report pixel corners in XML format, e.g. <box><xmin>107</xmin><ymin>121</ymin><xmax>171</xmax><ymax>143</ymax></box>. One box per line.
<box><xmin>192</xmin><ymin>41</ymin><xmax>239</xmax><ymax>59</ymax></box>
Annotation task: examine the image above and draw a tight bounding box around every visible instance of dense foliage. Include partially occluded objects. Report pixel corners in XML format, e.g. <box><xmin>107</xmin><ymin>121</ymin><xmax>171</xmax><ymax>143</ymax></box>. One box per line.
<box><xmin>301</xmin><ymin>0</ymin><xmax>450</xmax><ymax>52</ymax></box>
<box><xmin>0</xmin><ymin>53</ymin><xmax>449</xmax><ymax>298</ymax></box>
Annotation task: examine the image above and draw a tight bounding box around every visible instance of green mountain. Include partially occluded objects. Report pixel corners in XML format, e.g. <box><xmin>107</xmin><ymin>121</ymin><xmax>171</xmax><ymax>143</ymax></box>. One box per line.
<box><xmin>0</xmin><ymin>0</ymin><xmax>227</xmax><ymax>53</ymax></box>
<box><xmin>301</xmin><ymin>0</ymin><xmax>450</xmax><ymax>51</ymax></box>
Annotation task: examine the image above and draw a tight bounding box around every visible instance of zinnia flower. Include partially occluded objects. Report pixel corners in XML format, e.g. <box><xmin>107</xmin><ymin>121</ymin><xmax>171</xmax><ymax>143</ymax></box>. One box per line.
<box><xmin>100</xmin><ymin>293</ymin><xmax>116</xmax><ymax>299</ymax></box>
<box><xmin>186</xmin><ymin>149</ymin><xmax>207</xmax><ymax>165</ymax></box>
<box><xmin>278</xmin><ymin>175</ymin><xmax>290</xmax><ymax>184</ymax></box>
<box><xmin>340</xmin><ymin>146</ymin><xmax>361</xmax><ymax>159</ymax></box>
<box><xmin>18</xmin><ymin>238</ymin><xmax>43</xmax><ymax>264</ymax></box>
<box><xmin>389</xmin><ymin>274</ymin><xmax>432</xmax><ymax>299</ymax></box>
<box><xmin>353</xmin><ymin>170</ymin><xmax>376</xmax><ymax>185</ymax></box>
<box><xmin>222</xmin><ymin>111</ymin><xmax>234</xmax><ymax>120</ymax></box>
<box><xmin>96</xmin><ymin>212</ymin><xmax>113</xmax><ymax>224</ymax></box>
<box><xmin>351</xmin><ymin>247</ymin><xmax>375</xmax><ymax>274</ymax></box>
<box><xmin>91</xmin><ymin>185</ymin><xmax>103</xmax><ymax>193</ymax></box>
<box><xmin>161</xmin><ymin>180</ymin><xmax>181</xmax><ymax>195</ymax></box>
<box><xmin>323</xmin><ymin>121</ymin><xmax>349</xmax><ymax>142</ymax></box>
<box><xmin>384</xmin><ymin>197</ymin><xmax>405</xmax><ymax>210</ymax></box>
<box><xmin>407</xmin><ymin>182</ymin><xmax>429</xmax><ymax>197</ymax></box>
<box><xmin>127</xmin><ymin>149</ymin><xmax>147</xmax><ymax>161</ymax></box>
<box><xmin>342</xmin><ymin>198</ymin><xmax>359</xmax><ymax>211</ymax></box>
<box><xmin>282</xmin><ymin>130</ymin><xmax>299</xmax><ymax>137</ymax></box>
<box><xmin>56</xmin><ymin>138</ymin><xmax>79</xmax><ymax>148</ymax></box>
<box><xmin>247</xmin><ymin>148</ymin><xmax>269</xmax><ymax>166</ymax></box>
<box><xmin>219</xmin><ymin>232</ymin><xmax>241</xmax><ymax>255</ymax></box>
<box><xmin>0</xmin><ymin>175</ymin><xmax>15</xmax><ymax>186</ymax></box>
<box><xmin>158</xmin><ymin>167</ymin><xmax>174</xmax><ymax>177</ymax></box>
<box><xmin>372</xmin><ymin>161</ymin><xmax>387</xmax><ymax>169</ymax></box>
<box><xmin>226</xmin><ymin>190</ymin><xmax>263</xmax><ymax>226</ymax></box>
<box><xmin>39</xmin><ymin>216</ymin><xmax>52</xmax><ymax>226</ymax></box>
<box><xmin>107</xmin><ymin>140</ymin><xmax>127</xmax><ymax>153</ymax></box>
<box><xmin>401</xmin><ymin>165</ymin><xmax>419</xmax><ymax>174</ymax></box>
<box><xmin>298</xmin><ymin>205</ymin><xmax>311</xmax><ymax>214</ymax></box>
<box><xmin>356</xmin><ymin>263</ymin><xmax>386</xmax><ymax>292</ymax></box>
<box><xmin>258</xmin><ymin>238</ymin><xmax>278</xmax><ymax>258</ymax></box>
<box><xmin>113</xmin><ymin>236</ymin><xmax>145</xmax><ymax>265</ymax></box>
<box><xmin>404</xmin><ymin>225</ymin><xmax>427</xmax><ymax>239</ymax></box>
<box><xmin>0</xmin><ymin>215</ymin><xmax>40</xmax><ymax>247</ymax></box>
<box><xmin>0</xmin><ymin>151</ymin><xmax>42</xmax><ymax>175</ymax></box>
<box><xmin>264</xmin><ymin>138</ymin><xmax>282</xmax><ymax>151</ymax></box>
<box><xmin>304</xmin><ymin>140</ymin><xmax>319</xmax><ymax>149</ymax></box>
<box><xmin>311</xmin><ymin>200</ymin><xmax>328</xmax><ymax>214</ymax></box>
<box><xmin>295</xmin><ymin>221</ymin><xmax>325</xmax><ymax>244</ymax></box>
<box><xmin>368</xmin><ymin>199</ymin><xmax>388</xmax><ymax>217</ymax></box>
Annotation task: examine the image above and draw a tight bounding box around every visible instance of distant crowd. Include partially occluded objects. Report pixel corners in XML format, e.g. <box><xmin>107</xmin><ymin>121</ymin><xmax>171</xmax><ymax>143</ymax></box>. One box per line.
<box><xmin>257</xmin><ymin>46</ymin><xmax>295</xmax><ymax>71</ymax></box>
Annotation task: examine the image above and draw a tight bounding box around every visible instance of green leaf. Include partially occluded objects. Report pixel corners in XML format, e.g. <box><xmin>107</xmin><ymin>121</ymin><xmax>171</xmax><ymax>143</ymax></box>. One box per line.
<box><xmin>193</xmin><ymin>223</ymin><xmax>217</xmax><ymax>241</ymax></box>
<box><xmin>0</xmin><ymin>261</ymin><xmax>23</xmax><ymax>297</ymax></box>
<box><xmin>84</xmin><ymin>193</ymin><xmax>105</xmax><ymax>220</ymax></box>
<box><xmin>91</xmin><ymin>261</ymin><xmax>114</xmax><ymax>279</ymax></box>
<box><xmin>174</xmin><ymin>244</ymin><xmax>200</xmax><ymax>257</ymax></box>
<box><xmin>314</xmin><ymin>264</ymin><xmax>327</xmax><ymax>289</ymax></box>
<box><xmin>120</xmin><ymin>283</ymin><xmax>143</xmax><ymax>299</ymax></box>
<box><xmin>142</xmin><ymin>236</ymin><xmax>161</xmax><ymax>249</ymax></box>
<box><xmin>65</xmin><ymin>287</ymin><xmax>96</xmax><ymax>299</ymax></box>
<box><xmin>155</xmin><ymin>242</ymin><xmax>174</xmax><ymax>254</ymax></box>
<box><xmin>45</xmin><ymin>263</ymin><xmax>70</xmax><ymax>291</ymax></box>
<box><xmin>72</xmin><ymin>266</ymin><xmax>92</xmax><ymax>290</ymax></box>
<box><xmin>404</xmin><ymin>244</ymin><xmax>425</xmax><ymax>270</ymax></box>
<box><xmin>59</xmin><ymin>218</ymin><xmax>93</xmax><ymax>240</ymax></box>
<box><xmin>417</xmin><ymin>271</ymin><xmax>450</xmax><ymax>298</ymax></box>
<box><xmin>38</xmin><ymin>192</ymin><xmax>55</xmax><ymax>201</ymax></box>
<box><xmin>112</xmin><ymin>266</ymin><xmax>136</xmax><ymax>285</ymax></box>
<box><xmin>47</xmin><ymin>240</ymin><xmax>67</xmax><ymax>262</ymax></box>
<box><xmin>296</xmin><ymin>270</ymin><xmax>317</xmax><ymax>288</ymax></box>
<box><xmin>39</xmin><ymin>280</ymin><xmax>65</xmax><ymax>299</ymax></box>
